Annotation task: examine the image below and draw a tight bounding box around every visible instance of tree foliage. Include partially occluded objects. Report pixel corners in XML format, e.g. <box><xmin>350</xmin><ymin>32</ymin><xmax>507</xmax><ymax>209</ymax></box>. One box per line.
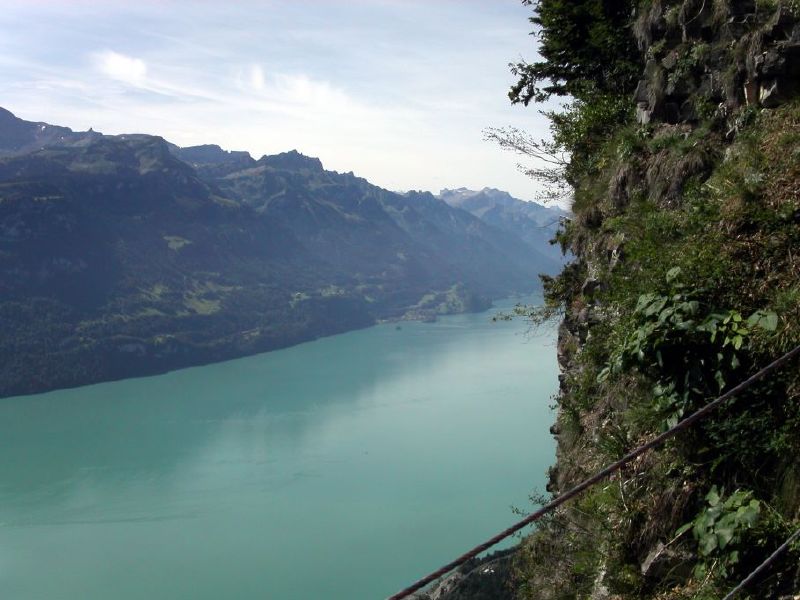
<box><xmin>509</xmin><ymin>0</ymin><xmax>641</xmax><ymax>105</ymax></box>
<box><xmin>492</xmin><ymin>1</ymin><xmax>639</xmax><ymax>204</ymax></box>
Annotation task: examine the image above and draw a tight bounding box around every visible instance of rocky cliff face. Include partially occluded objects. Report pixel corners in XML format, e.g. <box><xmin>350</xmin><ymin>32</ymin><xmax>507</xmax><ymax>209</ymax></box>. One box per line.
<box><xmin>434</xmin><ymin>2</ymin><xmax>800</xmax><ymax>599</ymax></box>
<box><xmin>524</xmin><ymin>3</ymin><xmax>800</xmax><ymax>599</ymax></box>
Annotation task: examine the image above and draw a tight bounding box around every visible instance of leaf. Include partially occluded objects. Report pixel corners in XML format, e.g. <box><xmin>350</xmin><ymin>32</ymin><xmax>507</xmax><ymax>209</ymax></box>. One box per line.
<box><xmin>666</xmin><ymin>267</ymin><xmax>682</xmax><ymax>284</ymax></box>
<box><xmin>693</xmin><ymin>563</ymin><xmax>707</xmax><ymax>579</ymax></box>
<box><xmin>700</xmin><ymin>533</ymin><xmax>718</xmax><ymax>555</ymax></box>
<box><xmin>715</xmin><ymin>369</ymin><xmax>726</xmax><ymax>390</ymax></box>
<box><xmin>717</xmin><ymin>525</ymin><xmax>735</xmax><ymax>549</ymax></box>
<box><xmin>706</xmin><ymin>487</ymin><xmax>721</xmax><ymax>507</ymax></box>
<box><xmin>693</xmin><ymin>520</ymin><xmax>708</xmax><ymax>538</ymax></box>
<box><xmin>761</xmin><ymin>312</ymin><xmax>778</xmax><ymax>331</ymax></box>
<box><xmin>747</xmin><ymin>310</ymin><xmax>779</xmax><ymax>332</ymax></box>
<box><xmin>657</xmin><ymin>306</ymin><xmax>675</xmax><ymax>322</ymax></box>
<box><xmin>738</xmin><ymin>501</ymin><xmax>761</xmax><ymax>527</ymax></box>
<box><xmin>635</xmin><ymin>293</ymin><xmax>656</xmax><ymax>313</ymax></box>
<box><xmin>676</xmin><ymin>522</ymin><xmax>693</xmax><ymax>537</ymax></box>
<box><xmin>645</xmin><ymin>297</ymin><xmax>668</xmax><ymax>317</ymax></box>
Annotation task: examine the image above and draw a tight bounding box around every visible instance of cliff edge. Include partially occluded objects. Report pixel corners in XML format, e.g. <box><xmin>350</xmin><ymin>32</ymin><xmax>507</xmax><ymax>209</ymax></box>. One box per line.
<box><xmin>439</xmin><ymin>1</ymin><xmax>800</xmax><ymax>598</ymax></box>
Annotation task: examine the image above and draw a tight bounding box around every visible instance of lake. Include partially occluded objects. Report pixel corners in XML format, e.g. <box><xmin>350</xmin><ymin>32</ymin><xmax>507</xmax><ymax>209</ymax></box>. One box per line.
<box><xmin>0</xmin><ymin>298</ymin><xmax>558</xmax><ymax>599</ymax></box>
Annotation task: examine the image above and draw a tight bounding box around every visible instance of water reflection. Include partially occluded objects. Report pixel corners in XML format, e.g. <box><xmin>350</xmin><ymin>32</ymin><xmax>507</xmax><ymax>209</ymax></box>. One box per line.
<box><xmin>0</xmin><ymin>298</ymin><xmax>558</xmax><ymax>600</ymax></box>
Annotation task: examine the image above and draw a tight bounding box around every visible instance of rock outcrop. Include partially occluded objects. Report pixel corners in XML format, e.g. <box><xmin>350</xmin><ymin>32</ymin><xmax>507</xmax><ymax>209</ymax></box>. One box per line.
<box><xmin>438</xmin><ymin>2</ymin><xmax>800</xmax><ymax>598</ymax></box>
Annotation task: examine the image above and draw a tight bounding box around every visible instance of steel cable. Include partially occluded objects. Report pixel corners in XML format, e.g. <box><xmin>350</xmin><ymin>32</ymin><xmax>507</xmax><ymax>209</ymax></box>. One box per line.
<box><xmin>387</xmin><ymin>344</ymin><xmax>800</xmax><ymax>600</ymax></box>
<box><xmin>721</xmin><ymin>527</ymin><xmax>800</xmax><ymax>600</ymax></box>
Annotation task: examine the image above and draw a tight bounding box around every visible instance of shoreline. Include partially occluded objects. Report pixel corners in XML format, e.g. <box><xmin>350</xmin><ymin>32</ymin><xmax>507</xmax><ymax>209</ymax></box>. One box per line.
<box><xmin>3</xmin><ymin>290</ymin><xmax>543</xmax><ymax>401</ymax></box>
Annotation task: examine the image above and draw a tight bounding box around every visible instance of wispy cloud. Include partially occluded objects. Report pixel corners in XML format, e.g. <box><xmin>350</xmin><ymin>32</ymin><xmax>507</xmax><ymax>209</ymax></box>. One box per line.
<box><xmin>0</xmin><ymin>0</ymin><xmax>561</xmax><ymax>205</ymax></box>
<box><xmin>94</xmin><ymin>50</ymin><xmax>147</xmax><ymax>87</ymax></box>
<box><xmin>248</xmin><ymin>65</ymin><xmax>266</xmax><ymax>91</ymax></box>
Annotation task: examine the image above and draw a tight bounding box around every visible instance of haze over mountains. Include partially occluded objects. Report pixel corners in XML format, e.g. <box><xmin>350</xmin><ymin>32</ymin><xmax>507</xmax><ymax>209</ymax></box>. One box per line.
<box><xmin>438</xmin><ymin>187</ymin><xmax>568</xmax><ymax>262</ymax></box>
<box><xmin>0</xmin><ymin>107</ymin><xmax>565</xmax><ymax>397</ymax></box>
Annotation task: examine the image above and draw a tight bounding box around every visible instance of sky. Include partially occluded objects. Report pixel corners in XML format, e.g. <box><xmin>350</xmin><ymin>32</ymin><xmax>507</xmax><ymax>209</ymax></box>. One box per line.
<box><xmin>0</xmin><ymin>0</ymin><xmax>559</xmax><ymax>204</ymax></box>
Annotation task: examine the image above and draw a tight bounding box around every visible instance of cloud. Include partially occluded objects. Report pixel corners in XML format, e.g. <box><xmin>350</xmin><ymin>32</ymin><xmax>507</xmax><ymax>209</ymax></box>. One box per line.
<box><xmin>94</xmin><ymin>50</ymin><xmax>147</xmax><ymax>86</ymax></box>
<box><xmin>0</xmin><ymin>1</ymin><xmax>561</xmax><ymax>205</ymax></box>
<box><xmin>271</xmin><ymin>73</ymin><xmax>352</xmax><ymax>112</ymax></box>
<box><xmin>249</xmin><ymin>65</ymin><xmax>266</xmax><ymax>91</ymax></box>
<box><xmin>234</xmin><ymin>66</ymin><xmax>392</xmax><ymax>124</ymax></box>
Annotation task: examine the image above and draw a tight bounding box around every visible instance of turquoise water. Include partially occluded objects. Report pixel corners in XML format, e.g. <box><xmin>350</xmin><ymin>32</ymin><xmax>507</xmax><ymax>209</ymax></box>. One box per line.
<box><xmin>0</xmin><ymin>299</ymin><xmax>558</xmax><ymax>599</ymax></box>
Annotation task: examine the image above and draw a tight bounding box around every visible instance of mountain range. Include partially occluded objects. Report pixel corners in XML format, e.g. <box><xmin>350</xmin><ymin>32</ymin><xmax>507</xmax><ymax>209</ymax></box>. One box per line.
<box><xmin>438</xmin><ymin>187</ymin><xmax>567</xmax><ymax>262</ymax></box>
<box><xmin>0</xmin><ymin>107</ymin><xmax>565</xmax><ymax>397</ymax></box>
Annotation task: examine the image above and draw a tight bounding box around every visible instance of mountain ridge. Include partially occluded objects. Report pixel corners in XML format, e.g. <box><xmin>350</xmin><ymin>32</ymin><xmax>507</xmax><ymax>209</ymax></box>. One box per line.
<box><xmin>438</xmin><ymin>186</ymin><xmax>568</xmax><ymax>262</ymax></box>
<box><xmin>0</xmin><ymin>107</ymin><xmax>562</xmax><ymax>397</ymax></box>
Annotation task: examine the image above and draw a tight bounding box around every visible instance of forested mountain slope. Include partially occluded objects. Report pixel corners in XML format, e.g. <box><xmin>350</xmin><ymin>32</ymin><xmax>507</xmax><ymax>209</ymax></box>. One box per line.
<box><xmin>0</xmin><ymin>109</ymin><xmax>558</xmax><ymax>398</ymax></box>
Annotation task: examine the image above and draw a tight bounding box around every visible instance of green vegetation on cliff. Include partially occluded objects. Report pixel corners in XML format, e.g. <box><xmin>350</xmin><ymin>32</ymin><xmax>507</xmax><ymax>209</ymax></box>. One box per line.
<box><xmin>504</xmin><ymin>1</ymin><xmax>800</xmax><ymax>599</ymax></box>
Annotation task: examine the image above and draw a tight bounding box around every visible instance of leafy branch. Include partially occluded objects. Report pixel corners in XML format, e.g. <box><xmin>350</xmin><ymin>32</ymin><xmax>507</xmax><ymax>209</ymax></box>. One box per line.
<box><xmin>599</xmin><ymin>267</ymin><xmax>778</xmax><ymax>426</ymax></box>
<box><xmin>483</xmin><ymin>126</ymin><xmax>571</xmax><ymax>205</ymax></box>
